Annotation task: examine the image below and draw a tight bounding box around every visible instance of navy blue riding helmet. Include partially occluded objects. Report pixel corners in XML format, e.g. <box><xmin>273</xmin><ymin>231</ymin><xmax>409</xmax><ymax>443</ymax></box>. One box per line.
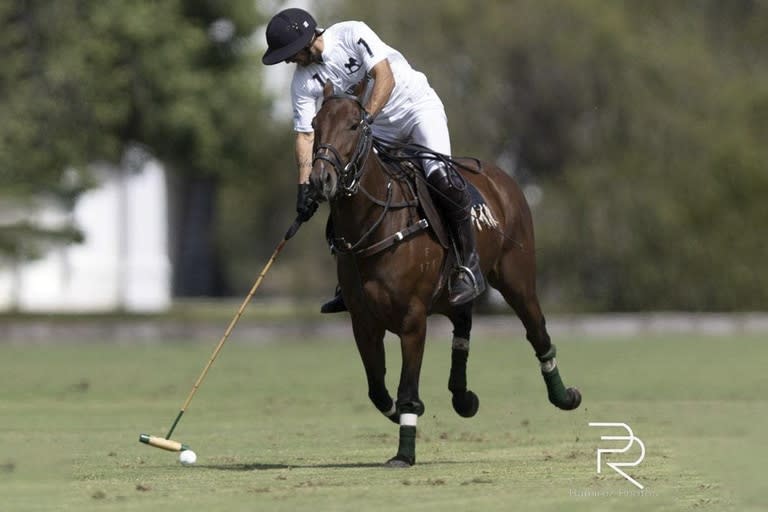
<box><xmin>262</xmin><ymin>8</ymin><xmax>321</xmax><ymax>65</ymax></box>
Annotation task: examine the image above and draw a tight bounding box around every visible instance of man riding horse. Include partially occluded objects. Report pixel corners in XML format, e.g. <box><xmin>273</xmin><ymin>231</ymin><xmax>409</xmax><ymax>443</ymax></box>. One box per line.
<box><xmin>262</xmin><ymin>8</ymin><xmax>485</xmax><ymax>310</ymax></box>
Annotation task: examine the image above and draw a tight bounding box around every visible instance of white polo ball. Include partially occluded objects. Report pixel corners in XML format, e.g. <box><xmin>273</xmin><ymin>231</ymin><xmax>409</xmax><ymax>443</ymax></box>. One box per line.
<box><xmin>179</xmin><ymin>449</ymin><xmax>197</xmax><ymax>466</ymax></box>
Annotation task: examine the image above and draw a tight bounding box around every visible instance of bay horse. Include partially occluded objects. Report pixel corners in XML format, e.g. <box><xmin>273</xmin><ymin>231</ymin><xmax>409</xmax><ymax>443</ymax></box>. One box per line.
<box><xmin>308</xmin><ymin>91</ymin><xmax>581</xmax><ymax>467</ymax></box>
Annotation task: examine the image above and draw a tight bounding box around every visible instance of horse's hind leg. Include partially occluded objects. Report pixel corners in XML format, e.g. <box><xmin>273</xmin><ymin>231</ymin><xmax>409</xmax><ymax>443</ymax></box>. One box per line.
<box><xmin>489</xmin><ymin>256</ymin><xmax>581</xmax><ymax>411</ymax></box>
<box><xmin>447</xmin><ymin>303</ymin><xmax>480</xmax><ymax>418</ymax></box>
<box><xmin>511</xmin><ymin>294</ymin><xmax>581</xmax><ymax>410</ymax></box>
<box><xmin>351</xmin><ymin>317</ymin><xmax>398</xmax><ymax>424</ymax></box>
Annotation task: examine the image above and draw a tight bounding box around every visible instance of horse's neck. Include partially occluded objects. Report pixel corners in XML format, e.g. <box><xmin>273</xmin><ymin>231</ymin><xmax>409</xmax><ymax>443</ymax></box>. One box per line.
<box><xmin>331</xmin><ymin>157</ymin><xmax>407</xmax><ymax>241</ymax></box>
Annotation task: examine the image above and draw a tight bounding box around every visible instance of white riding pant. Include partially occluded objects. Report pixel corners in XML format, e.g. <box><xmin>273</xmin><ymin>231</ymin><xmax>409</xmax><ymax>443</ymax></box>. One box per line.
<box><xmin>371</xmin><ymin>91</ymin><xmax>452</xmax><ymax>178</ymax></box>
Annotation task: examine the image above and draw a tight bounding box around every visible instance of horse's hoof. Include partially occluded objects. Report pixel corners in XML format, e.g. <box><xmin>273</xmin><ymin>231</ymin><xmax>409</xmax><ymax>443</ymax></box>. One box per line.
<box><xmin>385</xmin><ymin>455</ymin><xmax>415</xmax><ymax>468</ymax></box>
<box><xmin>567</xmin><ymin>387</ymin><xmax>582</xmax><ymax>409</ymax></box>
<box><xmin>452</xmin><ymin>390</ymin><xmax>480</xmax><ymax>418</ymax></box>
<box><xmin>556</xmin><ymin>387</ymin><xmax>582</xmax><ymax>411</ymax></box>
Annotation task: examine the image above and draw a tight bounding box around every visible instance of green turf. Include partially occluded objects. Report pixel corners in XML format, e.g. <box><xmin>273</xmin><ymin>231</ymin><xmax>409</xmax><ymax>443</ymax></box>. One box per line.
<box><xmin>0</xmin><ymin>330</ymin><xmax>764</xmax><ymax>511</ymax></box>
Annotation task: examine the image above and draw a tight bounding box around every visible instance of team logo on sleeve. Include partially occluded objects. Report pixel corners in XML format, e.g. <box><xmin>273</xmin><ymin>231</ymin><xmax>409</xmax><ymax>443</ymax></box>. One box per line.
<box><xmin>344</xmin><ymin>57</ymin><xmax>362</xmax><ymax>74</ymax></box>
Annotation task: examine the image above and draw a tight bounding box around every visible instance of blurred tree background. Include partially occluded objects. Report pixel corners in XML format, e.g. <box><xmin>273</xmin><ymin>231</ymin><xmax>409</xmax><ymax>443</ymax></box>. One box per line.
<box><xmin>0</xmin><ymin>0</ymin><xmax>306</xmax><ymax>298</ymax></box>
<box><xmin>329</xmin><ymin>0</ymin><xmax>768</xmax><ymax>311</ymax></box>
<box><xmin>2</xmin><ymin>0</ymin><xmax>766</xmax><ymax>311</ymax></box>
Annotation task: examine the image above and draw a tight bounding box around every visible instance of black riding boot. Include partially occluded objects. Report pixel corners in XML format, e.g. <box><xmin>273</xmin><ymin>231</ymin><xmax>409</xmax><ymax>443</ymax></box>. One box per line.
<box><xmin>320</xmin><ymin>285</ymin><xmax>347</xmax><ymax>314</ymax></box>
<box><xmin>427</xmin><ymin>168</ymin><xmax>486</xmax><ymax>306</ymax></box>
<box><xmin>321</xmin><ymin>216</ymin><xmax>348</xmax><ymax>314</ymax></box>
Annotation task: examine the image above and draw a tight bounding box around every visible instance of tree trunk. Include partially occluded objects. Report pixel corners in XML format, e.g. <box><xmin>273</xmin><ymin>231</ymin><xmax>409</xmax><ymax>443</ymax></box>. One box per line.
<box><xmin>167</xmin><ymin>173</ymin><xmax>228</xmax><ymax>297</ymax></box>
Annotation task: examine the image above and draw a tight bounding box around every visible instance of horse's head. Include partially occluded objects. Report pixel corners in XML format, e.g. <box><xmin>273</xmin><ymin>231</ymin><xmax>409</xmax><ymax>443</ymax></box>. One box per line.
<box><xmin>309</xmin><ymin>91</ymin><xmax>373</xmax><ymax>202</ymax></box>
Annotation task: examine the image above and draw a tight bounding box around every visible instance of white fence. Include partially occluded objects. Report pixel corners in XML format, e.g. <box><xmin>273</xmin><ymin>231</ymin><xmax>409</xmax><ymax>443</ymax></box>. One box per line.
<box><xmin>1</xmin><ymin>312</ymin><xmax>766</xmax><ymax>344</ymax></box>
<box><xmin>0</xmin><ymin>162</ymin><xmax>171</xmax><ymax>313</ymax></box>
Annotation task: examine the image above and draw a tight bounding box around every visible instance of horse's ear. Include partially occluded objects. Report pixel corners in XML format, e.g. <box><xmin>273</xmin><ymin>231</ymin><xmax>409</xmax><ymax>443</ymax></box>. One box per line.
<box><xmin>323</xmin><ymin>80</ymin><xmax>334</xmax><ymax>99</ymax></box>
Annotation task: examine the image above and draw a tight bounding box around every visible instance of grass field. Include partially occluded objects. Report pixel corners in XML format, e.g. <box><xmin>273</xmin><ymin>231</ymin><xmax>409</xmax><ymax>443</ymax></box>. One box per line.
<box><xmin>1</xmin><ymin>324</ymin><xmax>765</xmax><ymax>511</ymax></box>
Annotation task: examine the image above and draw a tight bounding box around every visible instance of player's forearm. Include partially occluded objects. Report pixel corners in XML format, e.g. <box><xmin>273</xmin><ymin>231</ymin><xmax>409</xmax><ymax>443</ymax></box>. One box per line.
<box><xmin>365</xmin><ymin>60</ymin><xmax>395</xmax><ymax>118</ymax></box>
<box><xmin>295</xmin><ymin>131</ymin><xmax>315</xmax><ymax>184</ymax></box>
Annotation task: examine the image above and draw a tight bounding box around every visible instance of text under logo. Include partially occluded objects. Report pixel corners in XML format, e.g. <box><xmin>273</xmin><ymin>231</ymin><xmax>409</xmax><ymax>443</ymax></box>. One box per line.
<box><xmin>588</xmin><ymin>422</ymin><xmax>646</xmax><ymax>489</ymax></box>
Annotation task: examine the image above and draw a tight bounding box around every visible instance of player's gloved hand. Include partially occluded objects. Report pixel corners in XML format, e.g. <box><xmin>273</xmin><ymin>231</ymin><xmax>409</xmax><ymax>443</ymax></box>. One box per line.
<box><xmin>296</xmin><ymin>183</ymin><xmax>318</xmax><ymax>222</ymax></box>
<box><xmin>364</xmin><ymin>110</ymin><xmax>375</xmax><ymax>125</ymax></box>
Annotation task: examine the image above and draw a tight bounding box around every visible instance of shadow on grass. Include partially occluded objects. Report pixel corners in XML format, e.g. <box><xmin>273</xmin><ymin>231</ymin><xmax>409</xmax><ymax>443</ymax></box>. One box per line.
<box><xmin>201</xmin><ymin>460</ymin><xmax>466</xmax><ymax>471</ymax></box>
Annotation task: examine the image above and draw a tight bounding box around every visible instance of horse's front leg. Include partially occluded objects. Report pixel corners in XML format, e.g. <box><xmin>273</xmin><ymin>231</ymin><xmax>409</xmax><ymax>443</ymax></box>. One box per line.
<box><xmin>387</xmin><ymin>313</ymin><xmax>428</xmax><ymax>467</ymax></box>
<box><xmin>351</xmin><ymin>315</ymin><xmax>397</xmax><ymax>423</ymax></box>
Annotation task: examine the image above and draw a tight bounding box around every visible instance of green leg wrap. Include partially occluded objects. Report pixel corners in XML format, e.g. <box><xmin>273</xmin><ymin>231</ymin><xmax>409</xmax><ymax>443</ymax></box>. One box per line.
<box><xmin>541</xmin><ymin>366</ymin><xmax>571</xmax><ymax>408</ymax></box>
<box><xmin>537</xmin><ymin>343</ymin><xmax>577</xmax><ymax>409</ymax></box>
<box><xmin>395</xmin><ymin>425</ymin><xmax>416</xmax><ymax>465</ymax></box>
<box><xmin>448</xmin><ymin>348</ymin><xmax>468</xmax><ymax>393</ymax></box>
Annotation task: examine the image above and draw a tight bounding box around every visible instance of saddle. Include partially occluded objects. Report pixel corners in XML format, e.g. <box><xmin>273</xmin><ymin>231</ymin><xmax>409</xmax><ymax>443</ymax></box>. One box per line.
<box><xmin>377</xmin><ymin>148</ymin><xmax>494</xmax><ymax>254</ymax></box>
<box><xmin>329</xmin><ymin>140</ymin><xmax>497</xmax><ymax>261</ymax></box>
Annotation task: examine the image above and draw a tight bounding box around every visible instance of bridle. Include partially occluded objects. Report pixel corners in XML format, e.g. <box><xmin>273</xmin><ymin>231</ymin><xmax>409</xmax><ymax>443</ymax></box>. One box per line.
<box><xmin>312</xmin><ymin>96</ymin><xmax>374</xmax><ymax>196</ymax></box>
<box><xmin>310</xmin><ymin>95</ymin><xmax>434</xmax><ymax>259</ymax></box>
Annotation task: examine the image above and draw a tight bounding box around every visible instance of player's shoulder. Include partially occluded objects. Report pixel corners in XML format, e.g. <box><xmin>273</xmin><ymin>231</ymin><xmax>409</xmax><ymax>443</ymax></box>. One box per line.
<box><xmin>327</xmin><ymin>20</ymin><xmax>373</xmax><ymax>41</ymax></box>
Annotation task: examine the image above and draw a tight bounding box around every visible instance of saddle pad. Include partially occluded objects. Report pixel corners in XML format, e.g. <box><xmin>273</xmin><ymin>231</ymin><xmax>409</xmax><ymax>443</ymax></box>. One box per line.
<box><xmin>415</xmin><ymin>175</ymin><xmax>451</xmax><ymax>250</ymax></box>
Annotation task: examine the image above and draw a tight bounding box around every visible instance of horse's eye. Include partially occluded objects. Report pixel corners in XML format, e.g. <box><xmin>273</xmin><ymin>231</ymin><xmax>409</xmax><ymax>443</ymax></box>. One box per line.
<box><xmin>350</xmin><ymin>124</ymin><xmax>359</xmax><ymax>131</ymax></box>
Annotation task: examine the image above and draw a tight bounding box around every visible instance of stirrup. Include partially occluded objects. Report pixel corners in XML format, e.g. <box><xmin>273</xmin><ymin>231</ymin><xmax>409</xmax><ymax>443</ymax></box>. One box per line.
<box><xmin>448</xmin><ymin>265</ymin><xmax>485</xmax><ymax>306</ymax></box>
<box><xmin>455</xmin><ymin>265</ymin><xmax>480</xmax><ymax>289</ymax></box>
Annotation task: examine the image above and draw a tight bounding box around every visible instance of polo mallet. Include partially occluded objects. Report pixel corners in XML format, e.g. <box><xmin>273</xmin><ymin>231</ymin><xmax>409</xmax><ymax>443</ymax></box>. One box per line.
<box><xmin>139</xmin><ymin>217</ymin><xmax>303</xmax><ymax>452</ymax></box>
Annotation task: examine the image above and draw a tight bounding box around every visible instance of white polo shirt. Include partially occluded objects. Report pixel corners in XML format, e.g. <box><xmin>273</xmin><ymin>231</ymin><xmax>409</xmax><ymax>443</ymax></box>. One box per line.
<box><xmin>290</xmin><ymin>21</ymin><xmax>436</xmax><ymax>133</ymax></box>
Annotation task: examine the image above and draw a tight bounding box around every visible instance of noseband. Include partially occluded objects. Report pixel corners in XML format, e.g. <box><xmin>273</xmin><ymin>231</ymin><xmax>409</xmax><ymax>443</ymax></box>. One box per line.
<box><xmin>312</xmin><ymin>96</ymin><xmax>374</xmax><ymax>196</ymax></box>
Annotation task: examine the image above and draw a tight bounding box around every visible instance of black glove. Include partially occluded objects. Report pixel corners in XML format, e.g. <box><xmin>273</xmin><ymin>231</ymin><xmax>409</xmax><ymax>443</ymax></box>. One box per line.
<box><xmin>296</xmin><ymin>183</ymin><xmax>318</xmax><ymax>222</ymax></box>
